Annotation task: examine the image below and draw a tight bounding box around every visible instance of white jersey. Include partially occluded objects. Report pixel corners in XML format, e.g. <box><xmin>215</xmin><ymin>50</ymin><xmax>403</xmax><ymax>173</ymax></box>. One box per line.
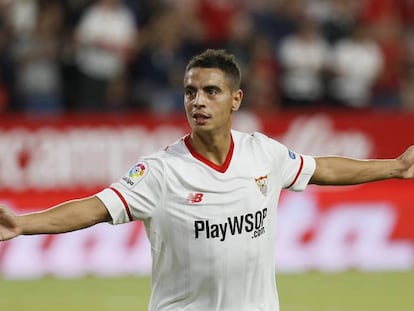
<box><xmin>96</xmin><ymin>130</ymin><xmax>316</xmax><ymax>311</ymax></box>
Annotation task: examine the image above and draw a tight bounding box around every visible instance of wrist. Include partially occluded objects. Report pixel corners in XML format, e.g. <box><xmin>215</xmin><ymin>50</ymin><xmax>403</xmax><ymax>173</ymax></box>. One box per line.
<box><xmin>393</xmin><ymin>158</ymin><xmax>407</xmax><ymax>179</ymax></box>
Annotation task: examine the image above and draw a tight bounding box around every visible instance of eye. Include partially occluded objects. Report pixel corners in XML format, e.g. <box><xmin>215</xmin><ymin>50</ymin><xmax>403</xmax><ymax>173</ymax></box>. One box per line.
<box><xmin>184</xmin><ymin>88</ymin><xmax>195</xmax><ymax>98</ymax></box>
<box><xmin>205</xmin><ymin>87</ymin><xmax>219</xmax><ymax>96</ymax></box>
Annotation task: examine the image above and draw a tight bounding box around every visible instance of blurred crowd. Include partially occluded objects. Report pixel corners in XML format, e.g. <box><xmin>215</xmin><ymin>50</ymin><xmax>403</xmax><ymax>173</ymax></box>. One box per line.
<box><xmin>1</xmin><ymin>0</ymin><xmax>414</xmax><ymax>115</ymax></box>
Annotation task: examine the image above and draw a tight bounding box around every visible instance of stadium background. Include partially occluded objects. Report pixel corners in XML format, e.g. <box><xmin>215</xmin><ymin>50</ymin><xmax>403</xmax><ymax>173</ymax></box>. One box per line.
<box><xmin>0</xmin><ymin>0</ymin><xmax>414</xmax><ymax>310</ymax></box>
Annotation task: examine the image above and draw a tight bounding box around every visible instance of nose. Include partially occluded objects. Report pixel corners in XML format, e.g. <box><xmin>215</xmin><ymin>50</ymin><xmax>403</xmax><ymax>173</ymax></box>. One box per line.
<box><xmin>193</xmin><ymin>92</ymin><xmax>206</xmax><ymax>108</ymax></box>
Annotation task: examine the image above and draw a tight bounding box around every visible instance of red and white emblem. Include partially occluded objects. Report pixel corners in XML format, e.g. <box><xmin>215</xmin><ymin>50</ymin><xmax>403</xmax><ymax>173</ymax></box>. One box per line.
<box><xmin>255</xmin><ymin>175</ymin><xmax>268</xmax><ymax>196</ymax></box>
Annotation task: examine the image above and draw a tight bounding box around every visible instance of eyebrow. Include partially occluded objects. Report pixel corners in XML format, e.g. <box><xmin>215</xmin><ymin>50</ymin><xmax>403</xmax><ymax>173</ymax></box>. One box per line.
<box><xmin>204</xmin><ymin>85</ymin><xmax>221</xmax><ymax>91</ymax></box>
<box><xmin>184</xmin><ymin>84</ymin><xmax>221</xmax><ymax>90</ymax></box>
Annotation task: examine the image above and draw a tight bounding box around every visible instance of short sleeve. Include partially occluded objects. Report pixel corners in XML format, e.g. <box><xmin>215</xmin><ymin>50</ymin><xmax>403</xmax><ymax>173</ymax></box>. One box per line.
<box><xmin>281</xmin><ymin>151</ymin><xmax>315</xmax><ymax>191</ymax></box>
<box><xmin>95</xmin><ymin>158</ymin><xmax>164</xmax><ymax>224</ymax></box>
<box><xmin>252</xmin><ymin>132</ymin><xmax>315</xmax><ymax>192</ymax></box>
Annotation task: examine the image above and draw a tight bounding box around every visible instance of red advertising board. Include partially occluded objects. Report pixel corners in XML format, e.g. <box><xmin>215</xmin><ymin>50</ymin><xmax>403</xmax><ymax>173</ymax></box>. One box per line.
<box><xmin>0</xmin><ymin>111</ymin><xmax>413</xmax><ymax>278</ymax></box>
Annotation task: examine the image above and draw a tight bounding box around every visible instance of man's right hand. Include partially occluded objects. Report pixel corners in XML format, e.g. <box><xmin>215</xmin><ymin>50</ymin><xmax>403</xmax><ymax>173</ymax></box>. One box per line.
<box><xmin>0</xmin><ymin>205</ymin><xmax>21</xmax><ymax>241</ymax></box>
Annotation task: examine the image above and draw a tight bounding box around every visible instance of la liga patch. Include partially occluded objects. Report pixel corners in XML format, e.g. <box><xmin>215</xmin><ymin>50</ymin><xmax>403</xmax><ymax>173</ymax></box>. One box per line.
<box><xmin>121</xmin><ymin>161</ymin><xmax>148</xmax><ymax>188</ymax></box>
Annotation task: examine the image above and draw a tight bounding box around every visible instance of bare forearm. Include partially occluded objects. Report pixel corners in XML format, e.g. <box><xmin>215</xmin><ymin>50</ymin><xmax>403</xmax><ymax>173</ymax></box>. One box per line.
<box><xmin>17</xmin><ymin>197</ymin><xmax>111</xmax><ymax>235</ymax></box>
<box><xmin>310</xmin><ymin>157</ymin><xmax>405</xmax><ymax>185</ymax></box>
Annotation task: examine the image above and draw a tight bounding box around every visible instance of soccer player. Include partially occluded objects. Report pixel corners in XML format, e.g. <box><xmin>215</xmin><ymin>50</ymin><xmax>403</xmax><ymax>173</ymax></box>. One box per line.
<box><xmin>0</xmin><ymin>49</ymin><xmax>413</xmax><ymax>311</ymax></box>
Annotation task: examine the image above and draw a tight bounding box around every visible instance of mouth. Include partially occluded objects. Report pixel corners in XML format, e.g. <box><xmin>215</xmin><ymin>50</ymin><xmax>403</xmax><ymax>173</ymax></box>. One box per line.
<box><xmin>192</xmin><ymin>112</ymin><xmax>211</xmax><ymax>125</ymax></box>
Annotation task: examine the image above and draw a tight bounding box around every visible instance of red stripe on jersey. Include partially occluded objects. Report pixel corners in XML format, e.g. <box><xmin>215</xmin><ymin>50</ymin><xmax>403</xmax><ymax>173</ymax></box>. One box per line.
<box><xmin>184</xmin><ymin>134</ymin><xmax>234</xmax><ymax>173</ymax></box>
<box><xmin>287</xmin><ymin>155</ymin><xmax>304</xmax><ymax>189</ymax></box>
<box><xmin>110</xmin><ymin>187</ymin><xmax>133</xmax><ymax>221</ymax></box>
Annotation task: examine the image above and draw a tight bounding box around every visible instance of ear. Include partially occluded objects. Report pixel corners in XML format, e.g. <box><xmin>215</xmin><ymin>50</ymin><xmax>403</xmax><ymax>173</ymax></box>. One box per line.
<box><xmin>231</xmin><ymin>89</ymin><xmax>243</xmax><ymax>112</ymax></box>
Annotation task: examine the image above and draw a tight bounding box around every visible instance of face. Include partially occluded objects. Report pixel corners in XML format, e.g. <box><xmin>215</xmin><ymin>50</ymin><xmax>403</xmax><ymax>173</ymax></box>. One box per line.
<box><xmin>183</xmin><ymin>67</ymin><xmax>243</xmax><ymax>134</ymax></box>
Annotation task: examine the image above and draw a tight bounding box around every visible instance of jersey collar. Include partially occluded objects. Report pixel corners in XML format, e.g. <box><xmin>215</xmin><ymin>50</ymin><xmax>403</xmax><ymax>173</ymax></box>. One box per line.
<box><xmin>184</xmin><ymin>134</ymin><xmax>234</xmax><ymax>173</ymax></box>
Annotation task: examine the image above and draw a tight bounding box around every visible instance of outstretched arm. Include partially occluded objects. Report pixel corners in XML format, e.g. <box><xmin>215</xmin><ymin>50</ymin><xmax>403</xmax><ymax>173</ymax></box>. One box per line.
<box><xmin>0</xmin><ymin>196</ymin><xmax>112</xmax><ymax>241</ymax></box>
<box><xmin>310</xmin><ymin>146</ymin><xmax>414</xmax><ymax>185</ymax></box>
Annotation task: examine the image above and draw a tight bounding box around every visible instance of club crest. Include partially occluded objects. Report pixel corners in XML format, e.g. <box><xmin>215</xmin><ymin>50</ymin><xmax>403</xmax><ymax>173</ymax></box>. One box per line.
<box><xmin>255</xmin><ymin>175</ymin><xmax>268</xmax><ymax>196</ymax></box>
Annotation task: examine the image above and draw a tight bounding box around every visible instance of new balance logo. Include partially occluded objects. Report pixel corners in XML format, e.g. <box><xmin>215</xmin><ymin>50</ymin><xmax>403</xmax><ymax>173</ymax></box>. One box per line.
<box><xmin>185</xmin><ymin>193</ymin><xmax>204</xmax><ymax>204</ymax></box>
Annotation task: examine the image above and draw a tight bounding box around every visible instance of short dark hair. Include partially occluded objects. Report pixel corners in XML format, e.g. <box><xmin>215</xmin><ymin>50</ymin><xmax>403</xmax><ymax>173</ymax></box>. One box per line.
<box><xmin>185</xmin><ymin>49</ymin><xmax>241</xmax><ymax>90</ymax></box>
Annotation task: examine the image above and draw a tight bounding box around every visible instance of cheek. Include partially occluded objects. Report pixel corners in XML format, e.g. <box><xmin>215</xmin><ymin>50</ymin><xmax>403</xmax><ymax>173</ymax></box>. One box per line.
<box><xmin>184</xmin><ymin>102</ymin><xmax>194</xmax><ymax>118</ymax></box>
<box><xmin>183</xmin><ymin>100</ymin><xmax>191</xmax><ymax>110</ymax></box>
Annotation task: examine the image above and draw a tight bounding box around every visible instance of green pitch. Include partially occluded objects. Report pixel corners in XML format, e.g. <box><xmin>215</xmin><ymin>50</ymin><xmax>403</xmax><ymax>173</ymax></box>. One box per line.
<box><xmin>0</xmin><ymin>271</ymin><xmax>413</xmax><ymax>311</ymax></box>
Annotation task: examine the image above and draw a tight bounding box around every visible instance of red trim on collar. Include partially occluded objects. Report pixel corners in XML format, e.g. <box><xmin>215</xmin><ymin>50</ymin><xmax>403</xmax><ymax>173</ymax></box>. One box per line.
<box><xmin>184</xmin><ymin>134</ymin><xmax>234</xmax><ymax>173</ymax></box>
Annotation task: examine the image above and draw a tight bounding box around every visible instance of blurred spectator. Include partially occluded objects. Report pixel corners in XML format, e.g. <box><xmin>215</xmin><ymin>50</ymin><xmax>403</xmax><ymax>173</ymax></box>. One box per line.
<box><xmin>7</xmin><ymin>0</ymin><xmax>38</xmax><ymax>36</ymax></box>
<box><xmin>59</xmin><ymin>0</ymin><xmax>94</xmax><ymax>111</ymax></box>
<box><xmin>61</xmin><ymin>0</ymin><xmax>94</xmax><ymax>30</ymax></box>
<box><xmin>73</xmin><ymin>0</ymin><xmax>137</xmax><ymax>111</ymax></box>
<box><xmin>225</xmin><ymin>6</ymin><xmax>255</xmax><ymax>73</ymax></box>
<box><xmin>242</xmin><ymin>36</ymin><xmax>280</xmax><ymax>113</ymax></box>
<box><xmin>326</xmin><ymin>23</ymin><xmax>383</xmax><ymax>108</ymax></box>
<box><xmin>131</xmin><ymin>0</ymin><xmax>202</xmax><ymax>113</ymax></box>
<box><xmin>0</xmin><ymin>0</ymin><xmax>12</xmax><ymax>112</ymax></box>
<box><xmin>10</xmin><ymin>0</ymin><xmax>64</xmax><ymax>114</ymax></box>
<box><xmin>250</xmin><ymin>0</ymin><xmax>306</xmax><ymax>50</ymax></box>
<box><xmin>399</xmin><ymin>0</ymin><xmax>414</xmax><ymax>111</ymax></box>
<box><xmin>359</xmin><ymin>0</ymin><xmax>400</xmax><ymax>25</ymax></box>
<box><xmin>123</xmin><ymin>0</ymin><xmax>159</xmax><ymax>28</ymax></box>
<box><xmin>277</xmin><ymin>18</ymin><xmax>329</xmax><ymax>108</ymax></box>
<box><xmin>195</xmin><ymin>0</ymin><xmax>242</xmax><ymax>48</ymax></box>
<box><xmin>309</xmin><ymin>0</ymin><xmax>358</xmax><ymax>45</ymax></box>
<box><xmin>358</xmin><ymin>0</ymin><xmax>409</xmax><ymax>109</ymax></box>
<box><xmin>3</xmin><ymin>0</ymin><xmax>39</xmax><ymax>112</ymax></box>
<box><xmin>194</xmin><ymin>0</ymin><xmax>255</xmax><ymax>71</ymax></box>
<box><xmin>399</xmin><ymin>0</ymin><xmax>414</xmax><ymax>31</ymax></box>
<box><xmin>0</xmin><ymin>0</ymin><xmax>414</xmax><ymax>114</ymax></box>
<box><xmin>371</xmin><ymin>15</ymin><xmax>407</xmax><ymax>109</ymax></box>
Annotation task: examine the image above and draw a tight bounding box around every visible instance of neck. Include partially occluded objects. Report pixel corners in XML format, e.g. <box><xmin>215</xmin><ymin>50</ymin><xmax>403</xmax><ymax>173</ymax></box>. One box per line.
<box><xmin>189</xmin><ymin>131</ymin><xmax>232</xmax><ymax>166</ymax></box>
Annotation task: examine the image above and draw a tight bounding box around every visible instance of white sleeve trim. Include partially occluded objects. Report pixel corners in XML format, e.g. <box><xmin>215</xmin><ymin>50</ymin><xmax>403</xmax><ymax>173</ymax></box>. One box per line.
<box><xmin>95</xmin><ymin>188</ymin><xmax>132</xmax><ymax>225</ymax></box>
<box><xmin>288</xmin><ymin>155</ymin><xmax>316</xmax><ymax>192</ymax></box>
